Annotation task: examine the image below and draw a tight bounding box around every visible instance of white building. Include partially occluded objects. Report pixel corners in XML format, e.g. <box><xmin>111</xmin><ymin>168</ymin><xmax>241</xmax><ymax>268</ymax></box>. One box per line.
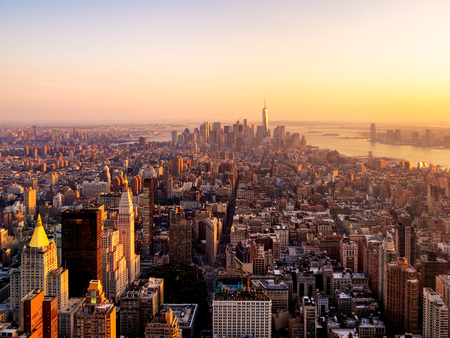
<box><xmin>20</xmin><ymin>215</ymin><xmax>57</xmax><ymax>298</ymax></box>
<box><xmin>46</xmin><ymin>172</ymin><xmax>59</xmax><ymax>185</ymax></box>
<box><xmin>53</xmin><ymin>193</ymin><xmax>65</xmax><ymax>207</ymax></box>
<box><xmin>48</xmin><ymin>266</ymin><xmax>69</xmax><ymax>310</ymax></box>
<box><xmin>213</xmin><ymin>290</ymin><xmax>271</xmax><ymax>338</ymax></box>
<box><xmin>423</xmin><ymin>287</ymin><xmax>449</xmax><ymax>338</ymax></box>
<box><xmin>81</xmin><ymin>179</ymin><xmax>109</xmax><ymax>196</ymax></box>
<box><xmin>274</xmin><ymin>225</ymin><xmax>289</xmax><ymax>247</ymax></box>
<box><xmin>340</xmin><ymin>239</ymin><xmax>358</xmax><ymax>272</ymax></box>
<box><xmin>102</xmin><ymin>228</ymin><xmax>128</xmax><ymax>303</ymax></box>
<box><xmin>20</xmin><ymin>215</ymin><xmax>69</xmax><ymax>310</ymax></box>
<box><xmin>7</xmin><ymin>185</ymin><xmax>24</xmax><ymax>195</ymax></box>
<box><xmin>117</xmin><ymin>189</ymin><xmax>140</xmax><ymax>283</ymax></box>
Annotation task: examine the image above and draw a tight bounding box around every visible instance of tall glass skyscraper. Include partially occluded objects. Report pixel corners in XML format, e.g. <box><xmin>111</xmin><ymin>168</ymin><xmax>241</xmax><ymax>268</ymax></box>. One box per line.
<box><xmin>61</xmin><ymin>207</ymin><xmax>102</xmax><ymax>297</ymax></box>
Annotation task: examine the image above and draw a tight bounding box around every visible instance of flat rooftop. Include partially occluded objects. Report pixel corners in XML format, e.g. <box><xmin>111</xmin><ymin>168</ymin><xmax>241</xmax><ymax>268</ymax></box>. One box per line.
<box><xmin>163</xmin><ymin>304</ymin><xmax>198</xmax><ymax>328</ymax></box>
<box><xmin>214</xmin><ymin>291</ymin><xmax>270</xmax><ymax>302</ymax></box>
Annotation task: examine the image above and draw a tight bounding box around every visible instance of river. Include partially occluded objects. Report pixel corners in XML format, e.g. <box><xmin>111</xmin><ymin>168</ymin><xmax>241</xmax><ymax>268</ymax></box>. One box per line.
<box><xmin>286</xmin><ymin>125</ymin><xmax>450</xmax><ymax>169</ymax></box>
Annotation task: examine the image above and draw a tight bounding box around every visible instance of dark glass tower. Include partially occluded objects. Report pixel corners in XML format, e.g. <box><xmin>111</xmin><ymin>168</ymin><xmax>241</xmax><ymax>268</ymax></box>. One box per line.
<box><xmin>141</xmin><ymin>178</ymin><xmax>154</xmax><ymax>259</ymax></box>
<box><xmin>61</xmin><ymin>207</ymin><xmax>102</xmax><ymax>297</ymax></box>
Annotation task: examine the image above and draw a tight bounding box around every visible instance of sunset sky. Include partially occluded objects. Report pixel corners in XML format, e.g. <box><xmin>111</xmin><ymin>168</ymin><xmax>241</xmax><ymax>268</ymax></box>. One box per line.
<box><xmin>1</xmin><ymin>1</ymin><xmax>450</xmax><ymax>123</ymax></box>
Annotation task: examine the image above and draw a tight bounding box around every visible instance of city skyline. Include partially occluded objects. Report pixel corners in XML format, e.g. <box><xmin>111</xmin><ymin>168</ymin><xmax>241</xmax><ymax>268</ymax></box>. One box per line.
<box><xmin>1</xmin><ymin>116</ymin><xmax>450</xmax><ymax>336</ymax></box>
<box><xmin>2</xmin><ymin>1</ymin><xmax>450</xmax><ymax>123</ymax></box>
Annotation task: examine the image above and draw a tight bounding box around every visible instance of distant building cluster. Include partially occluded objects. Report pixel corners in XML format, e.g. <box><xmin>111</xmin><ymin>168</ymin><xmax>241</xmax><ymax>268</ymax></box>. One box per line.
<box><xmin>370</xmin><ymin>122</ymin><xmax>450</xmax><ymax>147</ymax></box>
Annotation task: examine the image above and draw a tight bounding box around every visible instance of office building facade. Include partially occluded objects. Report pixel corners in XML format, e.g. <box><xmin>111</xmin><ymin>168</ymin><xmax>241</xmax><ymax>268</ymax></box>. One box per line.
<box><xmin>385</xmin><ymin>257</ymin><xmax>420</xmax><ymax>334</ymax></box>
<box><xmin>118</xmin><ymin>189</ymin><xmax>140</xmax><ymax>283</ymax></box>
<box><xmin>62</xmin><ymin>208</ymin><xmax>102</xmax><ymax>297</ymax></box>
<box><xmin>423</xmin><ymin>287</ymin><xmax>449</xmax><ymax>338</ymax></box>
<box><xmin>213</xmin><ymin>291</ymin><xmax>271</xmax><ymax>338</ymax></box>
<box><xmin>142</xmin><ymin>178</ymin><xmax>154</xmax><ymax>259</ymax></box>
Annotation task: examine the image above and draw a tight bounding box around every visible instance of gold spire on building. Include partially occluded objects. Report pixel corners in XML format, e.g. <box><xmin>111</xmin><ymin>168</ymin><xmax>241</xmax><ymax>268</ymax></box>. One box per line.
<box><xmin>29</xmin><ymin>214</ymin><xmax>50</xmax><ymax>248</ymax></box>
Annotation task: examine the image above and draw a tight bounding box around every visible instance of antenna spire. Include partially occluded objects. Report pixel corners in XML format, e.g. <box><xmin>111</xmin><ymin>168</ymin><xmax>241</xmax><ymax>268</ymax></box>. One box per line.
<box><xmin>264</xmin><ymin>99</ymin><xmax>266</xmax><ymax>109</ymax></box>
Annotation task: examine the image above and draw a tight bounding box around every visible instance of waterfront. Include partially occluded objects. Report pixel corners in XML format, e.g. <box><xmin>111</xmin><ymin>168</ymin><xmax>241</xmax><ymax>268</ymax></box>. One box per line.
<box><xmin>287</xmin><ymin>125</ymin><xmax>450</xmax><ymax>169</ymax></box>
<box><xmin>116</xmin><ymin>122</ymin><xmax>450</xmax><ymax>169</ymax></box>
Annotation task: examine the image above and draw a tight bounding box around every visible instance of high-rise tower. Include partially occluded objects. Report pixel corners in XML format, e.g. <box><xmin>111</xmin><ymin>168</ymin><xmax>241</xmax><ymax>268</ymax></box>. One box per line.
<box><xmin>24</xmin><ymin>188</ymin><xmax>36</xmax><ymax>217</ymax></box>
<box><xmin>102</xmin><ymin>228</ymin><xmax>128</xmax><ymax>303</ymax></box>
<box><xmin>18</xmin><ymin>215</ymin><xmax>69</xmax><ymax>312</ymax></box>
<box><xmin>101</xmin><ymin>165</ymin><xmax>111</xmax><ymax>187</ymax></box>
<box><xmin>142</xmin><ymin>178</ymin><xmax>154</xmax><ymax>260</ymax></box>
<box><xmin>378</xmin><ymin>235</ymin><xmax>399</xmax><ymax>309</ymax></box>
<box><xmin>118</xmin><ymin>189</ymin><xmax>140</xmax><ymax>283</ymax></box>
<box><xmin>262</xmin><ymin>100</ymin><xmax>269</xmax><ymax>137</ymax></box>
<box><xmin>74</xmin><ymin>280</ymin><xmax>116</xmax><ymax>338</ymax></box>
<box><xmin>206</xmin><ymin>218</ymin><xmax>218</xmax><ymax>265</ymax></box>
<box><xmin>385</xmin><ymin>257</ymin><xmax>420</xmax><ymax>334</ymax></box>
<box><xmin>395</xmin><ymin>215</ymin><xmax>416</xmax><ymax>265</ymax></box>
<box><xmin>370</xmin><ymin>123</ymin><xmax>376</xmax><ymax>142</ymax></box>
<box><xmin>21</xmin><ymin>214</ymin><xmax>57</xmax><ymax>298</ymax></box>
<box><xmin>61</xmin><ymin>208</ymin><xmax>102</xmax><ymax>297</ymax></box>
<box><xmin>423</xmin><ymin>287</ymin><xmax>448</xmax><ymax>338</ymax></box>
<box><xmin>169</xmin><ymin>209</ymin><xmax>192</xmax><ymax>264</ymax></box>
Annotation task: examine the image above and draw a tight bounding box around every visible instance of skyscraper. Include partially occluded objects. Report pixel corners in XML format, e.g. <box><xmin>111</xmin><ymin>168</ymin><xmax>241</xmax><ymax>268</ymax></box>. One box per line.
<box><xmin>21</xmin><ymin>214</ymin><xmax>68</xmax><ymax>311</ymax></box>
<box><xmin>48</xmin><ymin>267</ymin><xmax>69</xmax><ymax>311</ymax></box>
<box><xmin>61</xmin><ymin>208</ymin><xmax>102</xmax><ymax>297</ymax></box>
<box><xmin>213</xmin><ymin>289</ymin><xmax>271</xmax><ymax>338</ymax></box>
<box><xmin>170</xmin><ymin>157</ymin><xmax>183</xmax><ymax>177</ymax></box>
<box><xmin>20</xmin><ymin>289</ymin><xmax>58</xmax><ymax>338</ymax></box>
<box><xmin>302</xmin><ymin>296</ymin><xmax>317</xmax><ymax>337</ymax></box>
<box><xmin>206</xmin><ymin>218</ymin><xmax>218</xmax><ymax>265</ymax></box>
<box><xmin>169</xmin><ymin>210</ymin><xmax>192</xmax><ymax>264</ymax></box>
<box><xmin>120</xmin><ymin>277</ymin><xmax>164</xmax><ymax>337</ymax></box>
<box><xmin>142</xmin><ymin>178</ymin><xmax>154</xmax><ymax>260</ymax></box>
<box><xmin>101</xmin><ymin>165</ymin><xmax>111</xmax><ymax>187</ymax></box>
<box><xmin>201</xmin><ymin>121</ymin><xmax>210</xmax><ymax>143</ymax></box>
<box><xmin>24</xmin><ymin>188</ymin><xmax>36</xmax><ymax>217</ymax></box>
<box><xmin>21</xmin><ymin>214</ymin><xmax>57</xmax><ymax>297</ymax></box>
<box><xmin>385</xmin><ymin>257</ymin><xmax>420</xmax><ymax>334</ymax></box>
<box><xmin>20</xmin><ymin>289</ymin><xmax>44</xmax><ymax>335</ymax></box>
<box><xmin>340</xmin><ymin>239</ymin><xmax>358</xmax><ymax>272</ymax></box>
<box><xmin>395</xmin><ymin>215</ymin><xmax>416</xmax><ymax>265</ymax></box>
<box><xmin>171</xmin><ymin>131</ymin><xmax>178</xmax><ymax>148</ymax></box>
<box><xmin>74</xmin><ymin>280</ymin><xmax>116</xmax><ymax>338</ymax></box>
<box><xmin>418</xmin><ymin>250</ymin><xmax>448</xmax><ymax>307</ymax></box>
<box><xmin>118</xmin><ymin>189</ymin><xmax>140</xmax><ymax>283</ymax></box>
<box><xmin>43</xmin><ymin>295</ymin><xmax>59</xmax><ymax>338</ymax></box>
<box><xmin>262</xmin><ymin>100</ymin><xmax>269</xmax><ymax>138</ymax></box>
<box><xmin>378</xmin><ymin>235</ymin><xmax>399</xmax><ymax>309</ymax></box>
<box><xmin>370</xmin><ymin>123</ymin><xmax>376</xmax><ymax>142</ymax></box>
<box><xmin>102</xmin><ymin>228</ymin><xmax>128</xmax><ymax>303</ymax></box>
<box><xmin>423</xmin><ymin>287</ymin><xmax>448</xmax><ymax>338</ymax></box>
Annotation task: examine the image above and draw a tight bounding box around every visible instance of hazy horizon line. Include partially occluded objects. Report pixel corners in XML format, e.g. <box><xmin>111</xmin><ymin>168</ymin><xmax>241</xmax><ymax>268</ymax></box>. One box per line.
<box><xmin>1</xmin><ymin>119</ymin><xmax>450</xmax><ymax>127</ymax></box>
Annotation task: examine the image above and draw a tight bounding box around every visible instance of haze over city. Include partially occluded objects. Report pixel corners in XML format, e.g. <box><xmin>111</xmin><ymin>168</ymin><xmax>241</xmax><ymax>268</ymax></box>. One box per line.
<box><xmin>3</xmin><ymin>2</ymin><xmax>450</xmax><ymax>338</ymax></box>
<box><xmin>2</xmin><ymin>0</ymin><xmax>450</xmax><ymax>123</ymax></box>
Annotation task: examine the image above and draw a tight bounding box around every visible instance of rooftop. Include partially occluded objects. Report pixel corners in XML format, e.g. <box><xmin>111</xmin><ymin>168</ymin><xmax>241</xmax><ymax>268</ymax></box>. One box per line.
<box><xmin>163</xmin><ymin>304</ymin><xmax>198</xmax><ymax>328</ymax></box>
<box><xmin>29</xmin><ymin>214</ymin><xmax>49</xmax><ymax>248</ymax></box>
<box><xmin>214</xmin><ymin>291</ymin><xmax>270</xmax><ymax>302</ymax></box>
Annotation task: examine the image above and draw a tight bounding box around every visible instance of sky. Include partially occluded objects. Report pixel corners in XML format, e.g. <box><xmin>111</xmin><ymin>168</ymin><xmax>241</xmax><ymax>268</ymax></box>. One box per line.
<box><xmin>1</xmin><ymin>0</ymin><xmax>450</xmax><ymax>124</ymax></box>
